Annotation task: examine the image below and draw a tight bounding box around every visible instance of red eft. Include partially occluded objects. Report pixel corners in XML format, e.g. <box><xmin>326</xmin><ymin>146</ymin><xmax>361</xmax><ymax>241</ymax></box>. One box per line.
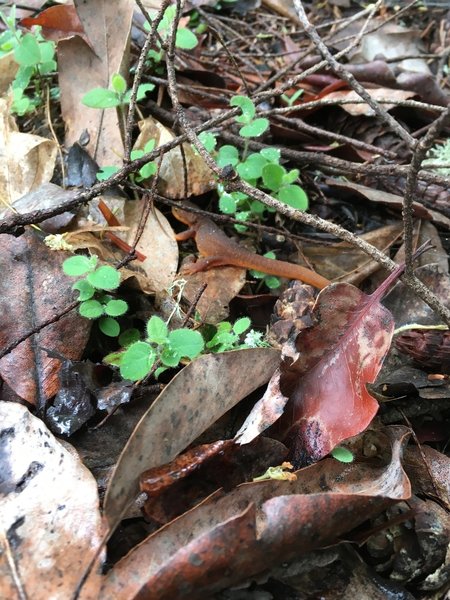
<box><xmin>172</xmin><ymin>205</ymin><xmax>330</xmax><ymax>290</ymax></box>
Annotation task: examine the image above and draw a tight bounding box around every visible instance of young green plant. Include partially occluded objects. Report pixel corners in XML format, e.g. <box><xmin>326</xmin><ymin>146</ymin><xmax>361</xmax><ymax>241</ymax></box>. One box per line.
<box><xmin>63</xmin><ymin>255</ymin><xmax>128</xmax><ymax>338</ymax></box>
<box><xmin>0</xmin><ymin>6</ymin><xmax>57</xmax><ymax>115</ymax></box>
<box><xmin>213</xmin><ymin>95</ymin><xmax>308</xmax><ymax>230</ymax></box>
<box><xmin>104</xmin><ymin>315</ymin><xmax>205</xmax><ymax>381</ymax></box>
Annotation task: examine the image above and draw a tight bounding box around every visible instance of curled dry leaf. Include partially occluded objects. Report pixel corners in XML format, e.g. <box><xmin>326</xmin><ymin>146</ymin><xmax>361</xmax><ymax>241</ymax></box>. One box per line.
<box><xmin>324</xmin><ymin>88</ymin><xmax>416</xmax><ymax>116</ymax></box>
<box><xmin>0</xmin><ymin>183</ymin><xmax>77</xmax><ymax>232</ymax></box>
<box><xmin>404</xmin><ymin>445</ymin><xmax>450</xmax><ymax>511</ymax></box>
<box><xmin>103</xmin><ymin>348</ymin><xmax>280</xmax><ymax>526</ymax></box>
<box><xmin>0</xmin><ymin>53</ymin><xmax>18</xmax><ymax>95</ymax></box>
<box><xmin>135</xmin><ymin>116</ymin><xmax>216</xmax><ymax>198</ymax></box>
<box><xmin>122</xmin><ymin>200</ymin><xmax>179</xmax><ymax>294</ymax></box>
<box><xmin>0</xmin><ymin>98</ymin><xmax>57</xmax><ymax>207</ymax></box>
<box><xmin>0</xmin><ymin>231</ymin><xmax>91</xmax><ymax>409</ymax></box>
<box><xmin>0</xmin><ymin>402</ymin><xmax>104</xmax><ymax>600</ymax></box>
<box><xmin>304</xmin><ymin>223</ymin><xmax>403</xmax><ymax>285</ymax></box>
<box><xmin>101</xmin><ymin>427</ymin><xmax>411</xmax><ymax>599</ymax></box>
<box><xmin>139</xmin><ymin>437</ymin><xmax>288</xmax><ymax>524</ymax></box>
<box><xmin>237</xmin><ymin>264</ymin><xmax>408</xmax><ymax>466</ymax></box>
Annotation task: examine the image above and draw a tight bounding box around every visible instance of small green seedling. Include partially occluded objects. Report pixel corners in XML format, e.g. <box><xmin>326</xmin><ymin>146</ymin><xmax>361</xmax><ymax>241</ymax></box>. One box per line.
<box><xmin>82</xmin><ymin>73</ymin><xmax>154</xmax><ymax>109</ymax></box>
<box><xmin>63</xmin><ymin>255</ymin><xmax>128</xmax><ymax>337</ymax></box>
<box><xmin>253</xmin><ymin>462</ymin><xmax>296</xmax><ymax>482</ymax></box>
<box><xmin>0</xmin><ymin>7</ymin><xmax>57</xmax><ymax>115</ymax></box>
<box><xmin>230</xmin><ymin>95</ymin><xmax>269</xmax><ymax>138</ymax></box>
<box><xmin>205</xmin><ymin>317</ymin><xmax>268</xmax><ymax>352</ymax></box>
<box><xmin>330</xmin><ymin>447</ymin><xmax>354</xmax><ymax>463</ymax></box>
<box><xmin>281</xmin><ymin>88</ymin><xmax>304</xmax><ymax>107</ymax></box>
<box><xmin>104</xmin><ymin>315</ymin><xmax>205</xmax><ymax>381</ymax></box>
<box><xmin>216</xmin><ymin>144</ymin><xmax>308</xmax><ymax>229</ymax></box>
<box><xmin>145</xmin><ymin>5</ymin><xmax>198</xmax><ymax>68</ymax></box>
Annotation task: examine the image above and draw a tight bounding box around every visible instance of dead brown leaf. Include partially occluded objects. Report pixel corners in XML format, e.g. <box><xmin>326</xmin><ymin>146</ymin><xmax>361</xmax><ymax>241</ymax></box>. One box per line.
<box><xmin>135</xmin><ymin>116</ymin><xmax>216</xmax><ymax>198</ymax></box>
<box><xmin>103</xmin><ymin>348</ymin><xmax>281</xmax><ymax>526</ymax></box>
<box><xmin>0</xmin><ymin>99</ymin><xmax>57</xmax><ymax>208</ymax></box>
<box><xmin>180</xmin><ymin>264</ymin><xmax>247</xmax><ymax>323</ymax></box>
<box><xmin>0</xmin><ymin>231</ymin><xmax>91</xmax><ymax>409</ymax></box>
<box><xmin>100</xmin><ymin>427</ymin><xmax>411</xmax><ymax>599</ymax></box>
<box><xmin>57</xmin><ymin>0</ymin><xmax>134</xmax><ymax>166</ymax></box>
<box><xmin>122</xmin><ymin>200</ymin><xmax>179</xmax><ymax>294</ymax></box>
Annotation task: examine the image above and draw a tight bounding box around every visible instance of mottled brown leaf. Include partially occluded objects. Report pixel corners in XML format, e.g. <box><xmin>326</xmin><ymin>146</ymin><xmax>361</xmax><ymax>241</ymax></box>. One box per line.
<box><xmin>58</xmin><ymin>0</ymin><xmax>134</xmax><ymax>166</ymax></box>
<box><xmin>103</xmin><ymin>348</ymin><xmax>280</xmax><ymax>526</ymax></box>
<box><xmin>101</xmin><ymin>427</ymin><xmax>411</xmax><ymax>599</ymax></box>
<box><xmin>0</xmin><ymin>232</ymin><xmax>91</xmax><ymax>409</ymax></box>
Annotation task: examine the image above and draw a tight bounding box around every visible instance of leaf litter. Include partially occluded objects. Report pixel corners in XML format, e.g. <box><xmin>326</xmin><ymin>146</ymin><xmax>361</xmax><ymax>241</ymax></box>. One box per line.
<box><xmin>1</xmin><ymin>0</ymin><xmax>450</xmax><ymax>598</ymax></box>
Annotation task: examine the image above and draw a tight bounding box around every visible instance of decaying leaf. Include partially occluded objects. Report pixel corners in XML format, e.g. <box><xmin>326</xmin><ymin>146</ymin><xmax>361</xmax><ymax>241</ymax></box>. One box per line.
<box><xmin>324</xmin><ymin>88</ymin><xmax>416</xmax><ymax>116</ymax></box>
<box><xmin>103</xmin><ymin>348</ymin><xmax>280</xmax><ymax>525</ymax></box>
<box><xmin>0</xmin><ymin>402</ymin><xmax>104</xmax><ymax>600</ymax></box>
<box><xmin>139</xmin><ymin>437</ymin><xmax>288</xmax><ymax>524</ymax></box>
<box><xmin>0</xmin><ymin>98</ymin><xmax>57</xmax><ymax>207</ymax></box>
<box><xmin>0</xmin><ymin>183</ymin><xmax>77</xmax><ymax>232</ymax></box>
<box><xmin>135</xmin><ymin>116</ymin><xmax>216</xmax><ymax>198</ymax></box>
<box><xmin>0</xmin><ymin>231</ymin><xmax>91</xmax><ymax>409</ymax></box>
<box><xmin>58</xmin><ymin>0</ymin><xmax>134</xmax><ymax>166</ymax></box>
<box><xmin>122</xmin><ymin>200</ymin><xmax>179</xmax><ymax>294</ymax></box>
<box><xmin>20</xmin><ymin>4</ymin><xmax>92</xmax><ymax>47</ymax></box>
<box><xmin>0</xmin><ymin>53</ymin><xmax>18</xmax><ymax>95</ymax></box>
<box><xmin>237</xmin><ymin>264</ymin><xmax>410</xmax><ymax>465</ymax></box>
<box><xmin>180</xmin><ymin>264</ymin><xmax>247</xmax><ymax>323</ymax></box>
<box><xmin>101</xmin><ymin>427</ymin><xmax>411</xmax><ymax>599</ymax></box>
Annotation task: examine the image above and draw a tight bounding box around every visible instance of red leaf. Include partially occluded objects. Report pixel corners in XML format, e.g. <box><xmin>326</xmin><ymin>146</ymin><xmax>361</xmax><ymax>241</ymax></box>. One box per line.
<box><xmin>237</xmin><ymin>261</ymin><xmax>416</xmax><ymax>466</ymax></box>
<box><xmin>276</xmin><ymin>267</ymin><xmax>409</xmax><ymax>465</ymax></box>
<box><xmin>20</xmin><ymin>5</ymin><xmax>90</xmax><ymax>46</ymax></box>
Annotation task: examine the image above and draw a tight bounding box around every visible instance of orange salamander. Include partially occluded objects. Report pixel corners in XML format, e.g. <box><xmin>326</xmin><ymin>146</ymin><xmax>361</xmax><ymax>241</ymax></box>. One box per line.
<box><xmin>172</xmin><ymin>205</ymin><xmax>330</xmax><ymax>290</ymax></box>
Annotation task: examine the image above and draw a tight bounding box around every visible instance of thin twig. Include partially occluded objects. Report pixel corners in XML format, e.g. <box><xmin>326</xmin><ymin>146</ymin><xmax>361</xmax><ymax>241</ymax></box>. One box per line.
<box><xmin>292</xmin><ymin>0</ymin><xmax>416</xmax><ymax>149</ymax></box>
<box><xmin>402</xmin><ymin>105</ymin><xmax>450</xmax><ymax>274</ymax></box>
<box><xmin>124</xmin><ymin>0</ymin><xmax>172</xmax><ymax>159</ymax></box>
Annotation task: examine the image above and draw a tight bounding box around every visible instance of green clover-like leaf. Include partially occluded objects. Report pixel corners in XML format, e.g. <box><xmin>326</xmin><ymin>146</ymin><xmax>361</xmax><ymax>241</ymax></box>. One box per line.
<box><xmin>86</xmin><ymin>265</ymin><xmax>121</xmax><ymax>290</ymax></box>
<box><xmin>99</xmin><ymin>316</ymin><xmax>120</xmax><ymax>337</ymax></box>
<box><xmin>63</xmin><ymin>255</ymin><xmax>97</xmax><ymax>277</ymax></box>
<box><xmin>239</xmin><ymin>118</ymin><xmax>269</xmax><ymax>138</ymax></box>
<box><xmin>105</xmin><ymin>299</ymin><xmax>128</xmax><ymax>317</ymax></box>
<box><xmin>146</xmin><ymin>315</ymin><xmax>168</xmax><ymax>344</ymax></box>
<box><xmin>168</xmin><ymin>328</ymin><xmax>204</xmax><ymax>359</ymax></box>
<box><xmin>79</xmin><ymin>299</ymin><xmax>104</xmax><ymax>319</ymax></box>
<box><xmin>120</xmin><ymin>341</ymin><xmax>156</xmax><ymax>381</ymax></box>
<box><xmin>82</xmin><ymin>88</ymin><xmax>121</xmax><ymax>109</ymax></box>
<box><xmin>230</xmin><ymin>95</ymin><xmax>255</xmax><ymax>124</ymax></box>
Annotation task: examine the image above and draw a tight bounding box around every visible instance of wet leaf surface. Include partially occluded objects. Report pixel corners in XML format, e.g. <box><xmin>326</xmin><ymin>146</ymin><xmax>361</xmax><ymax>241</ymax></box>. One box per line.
<box><xmin>101</xmin><ymin>427</ymin><xmax>411</xmax><ymax>599</ymax></box>
<box><xmin>103</xmin><ymin>348</ymin><xmax>280</xmax><ymax>525</ymax></box>
<box><xmin>0</xmin><ymin>402</ymin><xmax>104</xmax><ymax>600</ymax></box>
<box><xmin>0</xmin><ymin>232</ymin><xmax>91</xmax><ymax>409</ymax></box>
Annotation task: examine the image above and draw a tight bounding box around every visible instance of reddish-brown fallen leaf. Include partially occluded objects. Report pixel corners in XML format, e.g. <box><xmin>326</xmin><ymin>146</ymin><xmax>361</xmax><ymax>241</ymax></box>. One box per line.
<box><xmin>100</xmin><ymin>427</ymin><xmax>411</xmax><ymax>599</ymax></box>
<box><xmin>237</xmin><ymin>260</ymin><xmax>414</xmax><ymax>466</ymax></box>
<box><xmin>404</xmin><ymin>445</ymin><xmax>450</xmax><ymax>511</ymax></box>
<box><xmin>0</xmin><ymin>231</ymin><xmax>91</xmax><ymax>410</ymax></box>
<box><xmin>20</xmin><ymin>5</ymin><xmax>91</xmax><ymax>46</ymax></box>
